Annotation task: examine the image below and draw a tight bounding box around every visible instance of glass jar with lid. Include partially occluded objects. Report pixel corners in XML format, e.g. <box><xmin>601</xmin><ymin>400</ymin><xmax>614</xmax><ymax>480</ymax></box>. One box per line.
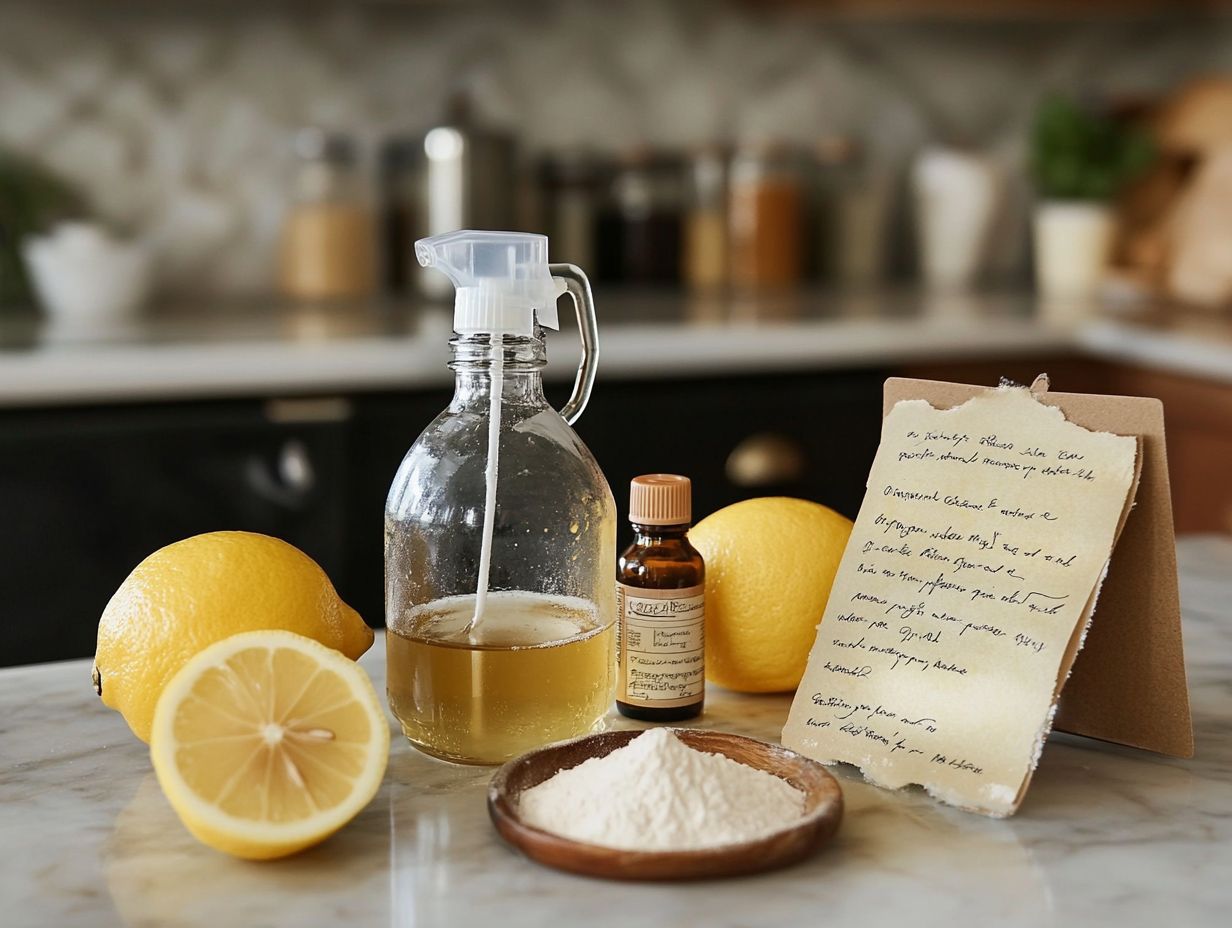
<box><xmin>815</xmin><ymin>136</ymin><xmax>892</xmax><ymax>290</ymax></box>
<box><xmin>537</xmin><ymin>148</ymin><xmax>604</xmax><ymax>272</ymax></box>
<box><xmin>278</xmin><ymin>128</ymin><xmax>376</xmax><ymax>301</ymax></box>
<box><xmin>728</xmin><ymin>141</ymin><xmax>804</xmax><ymax>290</ymax></box>
<box><xmin>598</xmin><ymin>149</ymin><xmax>684</xmax><ymax>285</ymax></box>
<box><xmin>683</xmin><ymin>145</ymin><xmax>729</xmax><ymax>292</ymax></box>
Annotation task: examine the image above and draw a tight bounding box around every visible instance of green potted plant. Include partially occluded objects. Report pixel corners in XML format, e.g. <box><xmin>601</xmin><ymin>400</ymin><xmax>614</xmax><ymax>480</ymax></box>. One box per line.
<box><xmin>1029</xmin><ymin>96</ymin><xmax>1154</xmax><ymax>307</ymax></box>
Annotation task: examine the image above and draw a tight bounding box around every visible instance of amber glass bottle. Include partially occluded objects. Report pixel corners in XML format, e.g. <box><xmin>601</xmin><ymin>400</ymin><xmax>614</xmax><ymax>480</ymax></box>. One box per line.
<box><xmin>616</xmin><ymin>475</ymin><xmax>705</xmax><ymax>721</ymax></box>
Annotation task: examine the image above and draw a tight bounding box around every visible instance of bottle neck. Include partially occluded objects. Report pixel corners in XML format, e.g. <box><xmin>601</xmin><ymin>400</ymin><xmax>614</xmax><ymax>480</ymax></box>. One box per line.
<box><xmin>449</xmin><ymin>332</ymin><xmax>549</xmax><ymax>410</ymax></box>
<box><xmin>630</xmin><ymin>522</ymin><xmax>691</xmax><ymax>544</ymax></box>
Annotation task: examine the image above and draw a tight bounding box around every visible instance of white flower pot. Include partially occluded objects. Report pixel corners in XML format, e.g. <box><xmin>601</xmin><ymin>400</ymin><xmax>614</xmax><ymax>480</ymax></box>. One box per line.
<box><xmin>1033</xmin><ymin>202</ymin><xmax>1114</xmax><ymax>307</ymax></box>
<box><xmin>23</xmin><ymin>222</ymin><xmax>152</xmax><ymax>328</ymax></box>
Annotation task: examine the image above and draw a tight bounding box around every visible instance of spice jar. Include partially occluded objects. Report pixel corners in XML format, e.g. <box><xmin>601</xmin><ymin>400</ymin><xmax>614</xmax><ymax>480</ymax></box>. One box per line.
<box><xmin>278</xmin><ymin>129</ymin><xmax>375</xmax><ymax>301</ymax></box>
<box><xmin>597</xmin><ymin>149</ymin><xmax>684</xmax><ymax>285</ymax></box>
<box><xmin>378</xmin><ymin>137</ymin><xmax>418</xmax><ymax>295</ymax></box>
<box><xmin>815</xmin><ymin>136</ymin><xmax>893</xmax><ymax>290</ymax></box>
<box><xmin>537</xmin><ymin>148</ymin><xmax>604</xmax><ymax>271</ymax></box>
<box><xmin>728</xmin><ymin>142</ymin><xmax>804</xmax><ymax>290</ymax></box>
<box><xmin>683</xmin><ymin>145</ymin><xmax>728</xmax><ymax>292</ymax></box>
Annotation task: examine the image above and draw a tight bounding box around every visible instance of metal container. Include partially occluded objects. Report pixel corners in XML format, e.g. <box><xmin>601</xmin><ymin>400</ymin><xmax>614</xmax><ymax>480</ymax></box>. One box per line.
<box><xmin>381</xmin><ymin>95</ymin><xmax>518</xmax><ymax>298</ymax></box>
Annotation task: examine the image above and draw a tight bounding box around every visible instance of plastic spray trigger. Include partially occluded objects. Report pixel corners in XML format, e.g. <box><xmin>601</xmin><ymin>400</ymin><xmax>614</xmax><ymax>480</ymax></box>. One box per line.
<box><xmin>415</xmin><ymin>230</ymin><xmax>566</xmax><ymax>335</ymax></box>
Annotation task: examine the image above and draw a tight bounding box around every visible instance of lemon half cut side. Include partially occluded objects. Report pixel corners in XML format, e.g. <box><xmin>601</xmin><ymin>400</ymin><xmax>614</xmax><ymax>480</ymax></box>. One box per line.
<box><xmin>150</xmin><ymin>630</ymin><xmax>390</xmax><ymax>860</ymax></box>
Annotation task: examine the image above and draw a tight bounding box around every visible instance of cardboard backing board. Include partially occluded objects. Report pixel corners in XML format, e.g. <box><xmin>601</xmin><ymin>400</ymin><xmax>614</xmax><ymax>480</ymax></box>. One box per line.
<box><xmin>883</xmin><ymin>377</ymin><xmax>1193</xmax><ymax>759</ymax></box>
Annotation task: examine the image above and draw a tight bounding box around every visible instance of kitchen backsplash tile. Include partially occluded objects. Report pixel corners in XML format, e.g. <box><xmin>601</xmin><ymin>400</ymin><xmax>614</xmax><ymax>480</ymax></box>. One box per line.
<box><xmin>1</xmin><ymin>0</ymin><xmax>1228</xmax><ymax>296</ymax></box>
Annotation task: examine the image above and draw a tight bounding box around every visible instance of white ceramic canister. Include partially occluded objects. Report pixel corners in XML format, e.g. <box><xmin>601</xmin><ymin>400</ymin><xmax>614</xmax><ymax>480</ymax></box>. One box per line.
<box><xmin>912</xmin><ymin>146</ymin><xmax>1002</xmax><ymax>292</ymax></box>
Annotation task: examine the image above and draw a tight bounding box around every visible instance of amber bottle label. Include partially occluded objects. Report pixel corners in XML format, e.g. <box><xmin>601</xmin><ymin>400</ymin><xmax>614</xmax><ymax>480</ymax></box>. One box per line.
<box><xmin>616</xmin><ymin>582</ymin><xmax>705</xmax><ymax>708</ymax></box>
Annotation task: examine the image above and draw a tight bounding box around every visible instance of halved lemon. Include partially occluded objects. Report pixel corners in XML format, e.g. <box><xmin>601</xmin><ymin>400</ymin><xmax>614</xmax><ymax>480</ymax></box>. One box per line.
<box><xmin>150</xmin><ymin>630</ymin><xmax>390</xmax><ymax>859</ymax></box>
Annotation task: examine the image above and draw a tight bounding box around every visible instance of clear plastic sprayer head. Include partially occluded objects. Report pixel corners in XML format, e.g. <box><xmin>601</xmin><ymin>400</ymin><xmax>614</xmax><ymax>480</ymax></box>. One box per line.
<box><xmin>415</xmin><ymin>230</ymin><xmax>566</xmax><ymax>335</ymax></box>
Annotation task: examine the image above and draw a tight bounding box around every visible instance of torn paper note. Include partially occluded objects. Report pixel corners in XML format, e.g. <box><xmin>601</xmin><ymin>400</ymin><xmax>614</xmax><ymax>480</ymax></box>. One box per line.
<box><xmin>781</xmin><ymin>385</ymin><xmax>1138</xmax><ymax>816</ymax></box>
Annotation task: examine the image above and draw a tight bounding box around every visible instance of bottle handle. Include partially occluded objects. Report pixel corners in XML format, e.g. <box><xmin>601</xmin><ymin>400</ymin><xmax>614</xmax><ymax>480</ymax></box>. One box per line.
<box><xmin>549</xmin><ymin>263</ymin><xmax>599</xmax><ymax>426</ymax></box>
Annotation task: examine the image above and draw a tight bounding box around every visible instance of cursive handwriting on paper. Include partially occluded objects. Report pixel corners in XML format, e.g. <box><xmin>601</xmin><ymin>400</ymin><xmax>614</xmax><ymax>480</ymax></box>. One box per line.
<box><xmin>782</xmin><ymin>387</ymin><xmax>1137</xmax><ymax>816</ymax></box>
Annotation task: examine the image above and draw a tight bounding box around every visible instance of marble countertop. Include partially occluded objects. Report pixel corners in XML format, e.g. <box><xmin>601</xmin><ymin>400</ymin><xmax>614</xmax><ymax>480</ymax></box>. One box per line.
<box><xmin>0</xmin><ymin>290</ymin><xmax>1185</xmax><ymax>407</ymax></box>
<box><xmin>2</xmin><ymin>535</ymin><xmax>1230</xmax><ymax>928</ymax></box>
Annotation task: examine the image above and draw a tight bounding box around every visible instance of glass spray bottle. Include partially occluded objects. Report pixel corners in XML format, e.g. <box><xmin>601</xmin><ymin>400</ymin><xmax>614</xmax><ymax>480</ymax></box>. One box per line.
<box><xmin>384</xmin><ymin>230</ymin><xmax>616</xmax><ymax>765</ymax></box>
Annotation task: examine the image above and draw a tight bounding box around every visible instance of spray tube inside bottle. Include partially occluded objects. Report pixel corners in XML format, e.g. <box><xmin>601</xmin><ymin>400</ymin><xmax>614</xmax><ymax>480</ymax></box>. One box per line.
<box><xmin>415</xmin><ymin>230</ymin><xmax>600</xmax><ymax>631</ymax></box>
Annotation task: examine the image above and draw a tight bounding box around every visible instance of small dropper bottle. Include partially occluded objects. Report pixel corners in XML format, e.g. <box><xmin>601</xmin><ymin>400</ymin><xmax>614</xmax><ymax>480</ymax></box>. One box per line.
<box><xmin>616</xmin><ymin>475</ymin><xmax>705</xmax><ymax>721</ymax></box>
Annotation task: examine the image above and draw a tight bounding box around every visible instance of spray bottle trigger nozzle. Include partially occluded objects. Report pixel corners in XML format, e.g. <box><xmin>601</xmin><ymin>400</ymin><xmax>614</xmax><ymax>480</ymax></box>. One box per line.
<box><xmin>536</xmin><ymin>277</ymin><xmax>568</xmax><ymax>330</ymax></box>
<box><xmin>415</xmin><ymin>230</ymin><xmax>564</xmax><ymax>336</ymax></box>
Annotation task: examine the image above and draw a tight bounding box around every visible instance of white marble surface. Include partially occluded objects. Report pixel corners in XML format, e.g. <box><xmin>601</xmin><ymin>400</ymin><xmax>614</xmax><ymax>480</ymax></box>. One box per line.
<box><xmin>1</xmin><ymin>536</ymin><xmax>1230</xmax><ymax>928</ymax></box>
<box><xmin>0</xmin><ymin>292</ymin><xmax>1075</xmax><ymax>407</ymax></box>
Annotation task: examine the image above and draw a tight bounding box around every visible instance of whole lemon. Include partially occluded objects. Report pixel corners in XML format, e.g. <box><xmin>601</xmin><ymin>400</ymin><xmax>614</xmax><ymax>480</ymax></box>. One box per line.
<box><xmin>93</xmin><ymin>531</ymin><xmax>373</xmax><ymax>742</ymax></box>
<box><xmin>691</xmin><ymin>497</ymin><xmax>852</xmax><ymax>692</ymax></box>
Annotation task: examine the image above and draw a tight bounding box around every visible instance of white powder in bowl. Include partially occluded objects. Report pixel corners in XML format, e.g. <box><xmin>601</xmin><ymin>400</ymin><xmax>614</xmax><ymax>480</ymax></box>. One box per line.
<box><xmin>516</xmin><ymin>728</ymin><xmax>807</xmax><ymax>851</ymax></box>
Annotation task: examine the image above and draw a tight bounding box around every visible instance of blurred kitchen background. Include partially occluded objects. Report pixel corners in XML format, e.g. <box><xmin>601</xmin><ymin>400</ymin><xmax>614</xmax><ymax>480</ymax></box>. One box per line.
<box><xmin>4</xmin><ymin>0</ymin><xmax>1232</xmax><ymax>665</ymax></box>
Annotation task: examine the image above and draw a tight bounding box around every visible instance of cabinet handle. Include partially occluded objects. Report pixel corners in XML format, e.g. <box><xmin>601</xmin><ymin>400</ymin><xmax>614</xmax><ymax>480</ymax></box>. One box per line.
<box><xmin>245</xmin><ymin>440</ymin><xmax>316</xmax><ymax>508</ymax></box>
<box><xmin>726</xmin><ymin>433</ymin><xmax>806</xmax><ymax>487</ymax></box>
<box><xmin>278</xmin><ymin>440</ymin><xmax>316</xmax><ymax>494</ymax></box>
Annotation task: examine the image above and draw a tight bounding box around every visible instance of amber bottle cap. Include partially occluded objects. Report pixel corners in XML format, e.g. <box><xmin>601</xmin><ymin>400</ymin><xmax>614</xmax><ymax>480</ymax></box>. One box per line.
<box><xmin>629</xmin><ymin>474</ymin><xmax>692</xmax><ymax>526</ymax></box>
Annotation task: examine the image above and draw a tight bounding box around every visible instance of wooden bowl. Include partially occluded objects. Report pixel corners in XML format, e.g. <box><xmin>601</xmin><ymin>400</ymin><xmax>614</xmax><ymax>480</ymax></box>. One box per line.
<box><xmin>487</xmin><ymin>728</ymin><xmax>843</xmax><ymax>881</ymax></box>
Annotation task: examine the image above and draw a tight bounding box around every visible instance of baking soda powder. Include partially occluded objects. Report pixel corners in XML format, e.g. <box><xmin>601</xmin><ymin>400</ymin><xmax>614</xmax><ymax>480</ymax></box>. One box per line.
<box><xmin>517</xmin><ymin>728</ymin><xmax>806</xmax><ymax>851</ymax></box>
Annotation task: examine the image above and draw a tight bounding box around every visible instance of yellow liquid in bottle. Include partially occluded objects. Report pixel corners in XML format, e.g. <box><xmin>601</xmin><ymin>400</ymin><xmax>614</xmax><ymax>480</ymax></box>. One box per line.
<box><xmin>386</xmin><ymin>592</ymin><xmax>614</xmax><ymax>764</ymax></box>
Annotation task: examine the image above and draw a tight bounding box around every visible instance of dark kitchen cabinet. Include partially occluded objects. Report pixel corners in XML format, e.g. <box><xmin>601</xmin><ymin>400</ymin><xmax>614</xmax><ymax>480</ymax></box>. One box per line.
<box><xmin>342</xmin><ymin>389</ymin><xmax>453</xmax><ymax>624</ymax></box>
<box><xmin>0</xmin><ymin>369</ymin><xmax>887</xmax><ymax>666</ymax></box>
<box><xmin>1</xmin><ymin>400</ymin><xmax>352</xmax><ymax>665</ymax></box>
<box><xmin>572</xmin><ymin>370</ymin><xmax>886</xmax><ymax>522</ymax></box>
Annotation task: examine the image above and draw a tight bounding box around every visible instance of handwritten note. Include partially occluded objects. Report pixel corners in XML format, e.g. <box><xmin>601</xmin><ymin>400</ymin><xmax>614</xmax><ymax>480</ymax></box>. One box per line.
<box><xmin>782</xmin><ymin>386</ymin><xmax>1138</xmax><ymax>816</ymax></box>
